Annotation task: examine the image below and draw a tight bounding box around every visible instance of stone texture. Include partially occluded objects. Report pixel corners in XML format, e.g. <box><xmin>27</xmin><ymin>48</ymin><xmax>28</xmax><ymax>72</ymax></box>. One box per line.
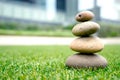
<box><xmin>72</xmin><ymin>21</ymin><xmax>100</xmax><ymax>36</ymax></box>
<box><xmin>66</xmin><ymin>53</ymin><xmax>107</xmax><ymax>68</ymax></box>
<box><xmin>70</xmin><ymin>36</ymin><xmax>104</xmax><ymax>53</ymax></box>
<box><xmin>75</xmin><ymin>11</ymin><xmax>94</xmax><ymax>22</ymax></box>
<box><xmin>65</xmin><ymin>10</ymin><xmax>107</xmax><ymax>69</ymax></box>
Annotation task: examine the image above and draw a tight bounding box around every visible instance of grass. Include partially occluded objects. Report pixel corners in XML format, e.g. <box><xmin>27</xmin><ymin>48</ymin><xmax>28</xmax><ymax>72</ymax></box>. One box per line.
<box><xmin>0</xmin><ymin>45</ymin><xmax>120</xmax><ymax>80</ymax></box>
<box><xmin>0</xmin><ymin>29</ymin><xmax>73</xmax><ymax>37</ymax></box>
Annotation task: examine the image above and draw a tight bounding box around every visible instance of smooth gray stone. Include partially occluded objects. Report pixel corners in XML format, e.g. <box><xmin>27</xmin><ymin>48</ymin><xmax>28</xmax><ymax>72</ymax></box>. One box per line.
<box><xmin>72</xmin><ymin>21</ymin><xmax>100</xmax><ymax>36</ymax></box>
<box><xmin>70</xmin><ymin>36</ymin><xmax>104</xmax><ymax>53</ymax></box>
<box><xmin>75</xmin><ymin>11</ymin><xmax>94</xmax><ymax>22</ymax></box>
<box><xmin>66</xmin><ymin>53</ymin><xmax>107</xmax><ymax>68</ymax></box>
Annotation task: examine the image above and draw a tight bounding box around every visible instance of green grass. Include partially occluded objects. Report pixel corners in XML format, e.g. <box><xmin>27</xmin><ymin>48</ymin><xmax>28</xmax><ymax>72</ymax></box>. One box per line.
<box><xmin>0</xmin><ymin>29</ymin><xmax>73</xmax><ymax>37</ymax></box>
<box><xmin>0</xmin><ymin>45</ymin><xmax>120</xmax><ymax>80</ymax></box>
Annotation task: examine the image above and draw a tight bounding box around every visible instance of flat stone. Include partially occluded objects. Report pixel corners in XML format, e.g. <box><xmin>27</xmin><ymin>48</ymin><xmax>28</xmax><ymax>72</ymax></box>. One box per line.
<box><xmin>66</xmin><ymin>53</ymin><xmax>107</xmax><ymax>68</ymax></box>
<box><xmin>70</xmin><ymin>36</ymin><xmax>104</xmax><ymax>53</ymax></box>
<box><xmin>72</xmin><ymin>21</ymin><xmax>100</xmax><ymax>36</ymax></box>
<box><xmin>75</xmin><ymin>11</ymin><xmax>94</xmax><ymax>22</ymax></box>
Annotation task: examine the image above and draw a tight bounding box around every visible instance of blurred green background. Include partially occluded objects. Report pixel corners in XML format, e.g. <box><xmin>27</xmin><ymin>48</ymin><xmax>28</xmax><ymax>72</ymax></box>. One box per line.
<box><xmin>0</xmin><ymin>22</ymin><xmax>120</xmax><ymax>37</ymax></box>
<box><xmin>0</xmin><ymin>0</ymin><xmax>120</xmax><ymax>37</ymax></box>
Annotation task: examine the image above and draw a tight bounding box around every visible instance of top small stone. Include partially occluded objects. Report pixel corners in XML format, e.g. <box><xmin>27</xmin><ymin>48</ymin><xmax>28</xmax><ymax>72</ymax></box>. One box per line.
<box><xmin>75</xmin><ymin>11</ymin><xmax>94</xmax><ymax>22</ymax></box>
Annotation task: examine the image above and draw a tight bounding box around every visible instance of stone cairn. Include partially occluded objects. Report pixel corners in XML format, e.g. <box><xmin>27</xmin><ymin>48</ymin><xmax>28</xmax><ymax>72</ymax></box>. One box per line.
<box><xmin>66</xmin><ymin>11</ymin><xmax>107</xmax><ymax>68</ymax></box>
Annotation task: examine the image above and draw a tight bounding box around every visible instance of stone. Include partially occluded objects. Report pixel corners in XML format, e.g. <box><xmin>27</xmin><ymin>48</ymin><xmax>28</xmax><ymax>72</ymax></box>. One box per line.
<box><xmin>65</xmin><ymin>10</ymin><xmax>107</xmax><ymax>69</ymax></box>
<box><xmin>70</xmin><ymin>36</ymin><xmax>104</xmax><ymax>53</ymax></box>
<box><xmin>75</xmin><ymin>11</ymin><xmax>94</xmax><ymax>22</ymax></box>
<box><xmin>72</xmin><ymin>21</ymin><xmax>100</xmax><ymax>36</ymax></box>
<box><xmin>66</xmin><ymin>53</ymin><xmax>107</xmax><ymax>68</ymax></box>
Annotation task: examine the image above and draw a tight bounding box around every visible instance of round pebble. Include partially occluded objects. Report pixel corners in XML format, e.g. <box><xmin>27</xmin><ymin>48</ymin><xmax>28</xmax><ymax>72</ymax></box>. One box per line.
<box><xmin>66</xmin><ymin>53</ymin><xmax>107</xmax><ymax>68</ymax></box>
<box><xmin>72</xmin><ymin>21</ymin><xmax>100</xmax><ymax>36</ymax></box>
<box><xmin>70</xmin><ymin>36</ymin><xmax>104</xmax><ymax>53</ymax></box>
<box><xmin>75</xmin><ymin>11</ymin><xmax>94</xmax><ymax>22</ymax></box>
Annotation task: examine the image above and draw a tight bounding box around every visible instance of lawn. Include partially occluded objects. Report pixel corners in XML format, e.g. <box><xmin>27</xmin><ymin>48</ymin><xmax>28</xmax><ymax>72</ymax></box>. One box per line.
<box><xmin>0</xmin><ymin>29</ymin><xmax>73</xmax><ymax>37</ymax></box>
<box><xmin>0</xmin><ymin>45</ymin><xmax>120</xmax><ymax>80</ymax></box>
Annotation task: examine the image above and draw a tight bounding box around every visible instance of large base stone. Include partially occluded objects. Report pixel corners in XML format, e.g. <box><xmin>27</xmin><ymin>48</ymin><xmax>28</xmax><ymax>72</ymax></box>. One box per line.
<box><xmin>66</xmin><ymin>53</ymin><xmax>107</xmax><ymax>68</ymax></box>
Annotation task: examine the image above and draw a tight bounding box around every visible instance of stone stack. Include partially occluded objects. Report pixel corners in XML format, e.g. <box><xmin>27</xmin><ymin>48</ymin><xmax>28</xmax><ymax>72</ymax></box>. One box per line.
<box><xmin>66</xmin><ymin>11</ymin><xmax>107</xmax><ymax>68</ymax></box>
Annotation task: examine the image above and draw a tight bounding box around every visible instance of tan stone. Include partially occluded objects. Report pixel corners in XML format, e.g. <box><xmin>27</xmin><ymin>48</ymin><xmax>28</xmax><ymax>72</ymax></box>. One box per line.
<box><xmin>72</xmin><ymin>21</ymin><xmax>100</xmax><ymax>36</ymax></box>
<box><xmin>75</xmin><ymin>11</ymin><xmax>94</xmax><ymax>22</ymax></box>
<box><xmin>66</xmin><ymin>53</ymin><xmax>107</xmax><ymax>68</ymax></box>
<box><xmin>70</xmin><ymin>36</ymin><xmax>104</xmax><ymax>53</ymax></box>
